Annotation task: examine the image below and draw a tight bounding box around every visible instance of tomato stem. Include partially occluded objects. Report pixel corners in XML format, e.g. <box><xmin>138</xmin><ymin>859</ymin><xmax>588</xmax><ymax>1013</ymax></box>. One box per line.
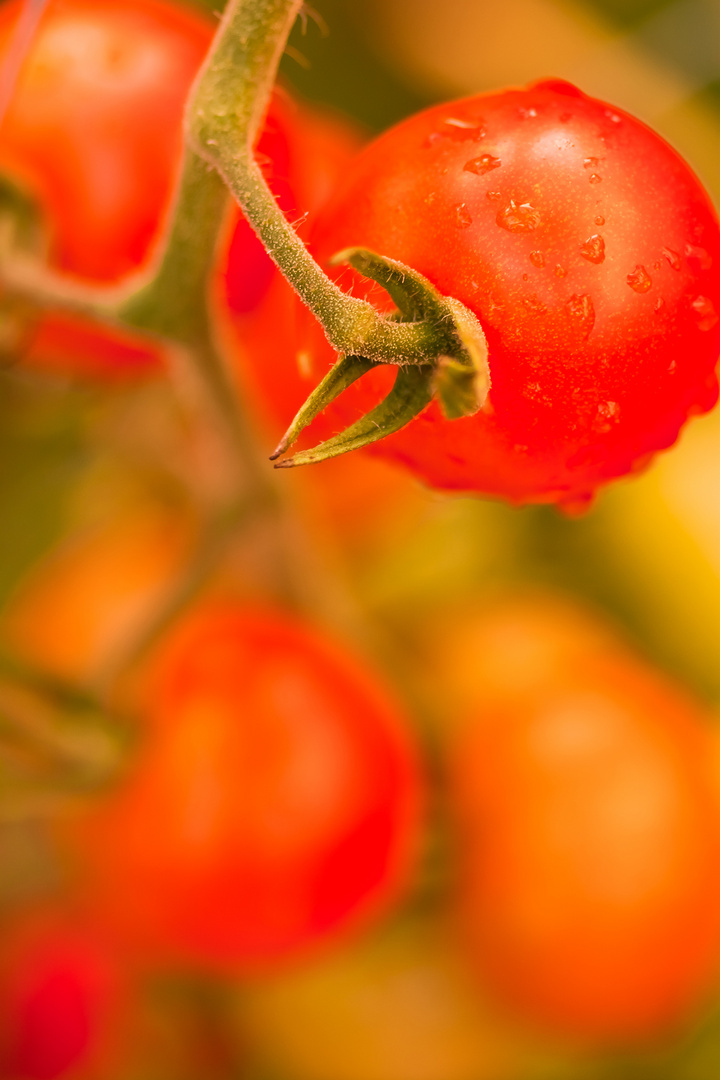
<box><xmin>186</xmin><ymin>0</ymin><xmax>448</xmax><ymax>367</ymax></box>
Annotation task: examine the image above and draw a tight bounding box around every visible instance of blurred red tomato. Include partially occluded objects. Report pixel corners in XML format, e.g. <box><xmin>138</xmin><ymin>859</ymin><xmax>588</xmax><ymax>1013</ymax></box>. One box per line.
<box><xmin>59</xmin><ymin>604</ymin><xmax>423</xmax><ymax>969</ymax></box>
<box><xmin>0</xmin><ymin>911</ymin><xmax>122</xmax><ymax>1080</ymax></box>
<box><xmin>2</xmin><ymin>504</ymin><xmax>195</xmax><ymax>685</ymax></box>
<box><xmin>440</xmin><ymin>597</ymin><xmax>720</xmax><ymax>1043</ymax></box>
<box><xmin>0</xmin><ymin>0</ymin><xmax>213</xmax><ymax>282</ymax></box>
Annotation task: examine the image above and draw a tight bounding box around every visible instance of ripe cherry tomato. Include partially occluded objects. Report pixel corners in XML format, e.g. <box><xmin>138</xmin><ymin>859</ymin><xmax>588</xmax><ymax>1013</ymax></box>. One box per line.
<box><xmin>0</xmin><ymin>1</ymin><xmax>343</xmax><ymax>380</ymax></box>
<box><xmin>0</xmin><ymin>910</ymin><xmax>122</xmax><ymax>1080</ymax></box>
<box><xmin>0</xmin><ymin>0</ymin><xmax>213</xmax><ymax>282</ymax></box>
<box><xmin>287</xmin><ymin>80</ymin><xmax>720</xmax><ymax>506</ymax></box>
<box><xmin>60</xmin><ymin>605</ymin><xmax>423</xmax><ymax>969</ymax></box>
<box><xmin>439</xmin><ymin>597</ymin><xmax>720</xmax><ymax>1042</ymax></box>
<box><xmin>2</xmin><ymin>504</ymin><xmax>194</xmax><ymax>684</ymax></box>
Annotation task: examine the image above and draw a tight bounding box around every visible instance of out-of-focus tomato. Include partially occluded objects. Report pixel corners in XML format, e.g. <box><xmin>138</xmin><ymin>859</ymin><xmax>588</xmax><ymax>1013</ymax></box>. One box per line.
<box><xmin>2</xmin><ymin>504</ymin><xmax>194</xmax><ymax>684</ymax></box>
<box><xmin>0</xmin><ymin>0</ymin><xmax>215</xmax><ymax>378</ymax></box>
<box><xmin>0</xmin><ymin>0</ymin><xmax>213</xmax><ymax>282</ymax></box>
<box><xmin>433</xmin><ymin>596</ymin><xmax>720</xmax><ymax>1043</ymax></box>
<box><xmin>0</xmin><ymin>905</ymin><xmax>239</xmax><ymax>1080</ymax></box>
<box><xmin>0</xmin><ymin>910</ymin><xmax>123</xmax><ymax>1080</ymax></box>
<box><xmin>59</xmin><ymin>604</ymin><xmax>423</xmax><ymax>969</ymax></box>
<box><xmin>231</xmin><ymin>922</ymin><xmax>527</xmax><ymax>1080</ymax></box>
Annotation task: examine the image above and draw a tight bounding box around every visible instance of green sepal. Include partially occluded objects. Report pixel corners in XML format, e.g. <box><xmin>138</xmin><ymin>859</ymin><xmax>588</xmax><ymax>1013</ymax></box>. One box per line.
<box><xmin>433</xmin><ymin>355</ymin><xmax>482</xmax><ymax>420</ymax></box>
<box><xmin>332</xmin><ymin>247</ymin><xmax>490</xmax><ymax>419</ymax></box>
<box><xmin>270</xmin><ymin>353</ymin><xmax>375</xmax><ymax>460</ymax></box>
<box><xmin>274</xmin><ymin>362</ymin><xmax>434</xmax><ymax>469</ymax></box>
<box><xmin>273</xmin><ymin>247</ymin><xmax>490</xmax><ymax>467</ymax></box>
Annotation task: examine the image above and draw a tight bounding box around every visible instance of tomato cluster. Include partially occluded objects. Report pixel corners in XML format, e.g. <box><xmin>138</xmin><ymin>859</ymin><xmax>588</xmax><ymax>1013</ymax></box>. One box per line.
<box><xmin>4</xmin><ymin>0</ymin><xmax>720</xmax><ymax>1077</ymax></box>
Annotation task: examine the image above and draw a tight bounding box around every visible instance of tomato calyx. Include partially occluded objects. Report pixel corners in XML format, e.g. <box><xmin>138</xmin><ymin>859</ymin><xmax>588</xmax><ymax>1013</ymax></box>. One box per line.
<box><xmin>270</xmin><ymin>247</ymin><xmax>490</xmax><ymax>468</ymax></box>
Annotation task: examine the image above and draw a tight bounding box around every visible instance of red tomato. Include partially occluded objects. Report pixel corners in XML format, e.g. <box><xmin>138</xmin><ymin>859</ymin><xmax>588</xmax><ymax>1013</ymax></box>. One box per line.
<box><xmin>2</xmin><ymin>504</ymin><xmax>195</xmax><ymax>684</ymax></box>
<box><xmin>442</xmin><ymin>598</ymin><xmax>720</xmax><ymax>1042</ymax></box>
<box><xmin>0</xmin><ymin>911</ymin><xmax>122</xmax><ymax>1080</ymax></box>
<box><xmin>60</xmin><ymin>605</ymin><xmax>423</xmax><ymax>969</ymax></box>
<box><xmin>282</xmin><ymin>80</ymin><xmax>720</xmax><ymax>506</ymax></box>
<box><xmin>0</xmin><ymin>0</ymin><xmax>215</xmax><ymax>378</ymax></box>
<box><xmin>0</xmin><ymin>0</ymin><xmax>213</xmax><ymax>282</ymax></box>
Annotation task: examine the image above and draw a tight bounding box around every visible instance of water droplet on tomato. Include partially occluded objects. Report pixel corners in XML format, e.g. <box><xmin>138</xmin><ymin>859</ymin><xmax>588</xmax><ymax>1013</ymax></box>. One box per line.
<box><xmin>654</xmin><ymin>297</ymin><xmax>665</xmax><ymax>312</ymax></box>
<box><xmin>627</xmin><ymin>265</ymin><xmax>652</xmax><ymax>293</ymax></box>
<box><xmin>486</xmin><ymin>190</ymin><xmax>502</xmax><ymax>201</ymax></box>
<box><xmin>594</xmin><ymin>215</ymin><xmax>605</xmax><ymax>225</ymax></box>
<box><xmin>536</xmin><ymin>78</ymin><xmax>582</xmax><ymax>96</ymax></box>
<box><xmin>464</xmin><ymin>153</ymin><xmax>501</xmax><ymax>175</ymax></box>
<box><xmin>522</xmin><ymin>273</ymin><xmax>529</xmax><ymax>281</ymax></box>
<box><xmin>604</xmin><ymin>110</ymin><xmax>622</xmax><ymax>124</ymax></box>
<box><xmin>455</xmin><ymin>203</ymin><xmax>473</xmax><ymax>228</ymax></box>
<box><xmin>496</xmin><ymin>200</ymin><xmax>541</xmax><ymax>232</ymax></box>
<box><xmin>426</xmin><ymin>117</ymin><xmax>485</xmax><ymax>145</ymax></box>
<box><xmin>685</xmin><ymin>243</ymin><xmax>712</xmax><ymax>270</ymax></box>
<box><xmin>583</xmin><ymin>157</ymin><xmax>600</xmax><ymax>169</ymax></box>
<box><xmin>691</xmin><ymin>295</ymin><xmax>718</xmax><ymax>330</ymax></box>
<box><xmin>581</xmin><ymin>234</ymin><xmax>605</xmax><ymax>264</ymax></box>
<box><xmin>558</xmin><ymin>491</ymin><xmax>596</xmax><ymax>516</ymax></box>
<box><xmin>588</xmin><ymin>173</ymin><xmax>602</xmax><ymax>184</ymax></box>
<box><xmin>518</xmin><ymin>106</ymin><xmax>537</xmax><ymax>119</ymax></box>
<box><xmin>662</xmin><ymin>246</ymin><xmax>681</xmax><ymax>271</ymax></box>
<box><xmin>529</xmin><ymin>250</ymin><xmax>545</xmax><ymax>268</ymax></box>
<box><xmin>594</xmin><ymin>399</ymin><xmax>619</xmax><ymax>432</ymax></box>
<box><xmin>566</xmin><ymin>293</ymin><xmax>595</xmax><ymax>338</ymax></box>
<box><xmin>668</xmin><ymin>359</ymin><xmax>676</xmax><ymax>373</ymax></box>
<box><xmin>555</xmin><ymin>264</ymin><xmax>567</xmax><ymax>278</ymax></box>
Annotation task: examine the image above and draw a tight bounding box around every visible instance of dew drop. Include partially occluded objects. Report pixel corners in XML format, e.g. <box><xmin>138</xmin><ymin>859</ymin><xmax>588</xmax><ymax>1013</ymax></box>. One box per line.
<box><xmin>486</xmin><ymin>190</ymin><xmax>502</xmax><ymax>201</ymax></box>
<box><xmin>691</xmin><ymin>295</ymin><xmax>719</xmax><ymax>330</ymax></box>
<box><xmin>662</xmin><ymin>246</ymin><xmax>681</xmax><ymax>271</ymax></box>
<box><xmin>668</xmin><ymin>359</ymin><xmax>676</xmax><ymax>373</ymax></box>
<box><xmin>464</xmin><ymin>153</ymin><xmax>501</xmax><ymax>175</ymax></box>
<box><xmin>654</xmin><ymin>296</ymin><xmax>665</xmax><ymax>312</ymax></box>
<box><xmin>522</xmin><ymin>273</ymin><xmax>529</xmax><ymax>281</ymax></box>
<box><xmin>653</xmin><ymin>261</ymin><xmax>661</xmax><ymax>270</ymax></box>
<box><xmin>529</xmin><ymin>250</ymin><xmax>545</xmax><ymax>268</ymax></box>
<box><xmin>425</xmin><ymin>117</ymin><xmax>485</xmax><ymax>145</ymax></box>
<box><xmin>604</xmin><ymin>110</ymin><xmax>622</xmax><ymax>124</ymax></box>
<box><xmin>455</xmin><ymin>203</ymin><xmax>473</xmax><ymax>228</ymax></box>
<box><xmin>518</xmin><ymin>106</ymin><xmax>537</xmax><ymax>119</ymax></box>
<box><xmin>595</xmin><ymin>400</ymin><xmax>619</xmax><ymax>432</ymax></box>
<box><xmin>555</xmin><ymin>264</ymin><xmax>567</xmax><ymax>278</ymax></box>
<box><xmin>496</xmin><ymin>200</ymin><xmax>541</xmax><ymax>232</ymax></box>
<box><xmin>588</xmin><ymin>173</ymin><xmax>602</xmax><ymax>184</ymax></box>
<box><xmin>685</xmin><ymin>243</ymin><xmax>712</xmax><ymax>270</ymax></box>
<box><xmin>627</xmin><ymin>264</ymin><xmax>652</xmax><ymax>293</ymax></box>
<box><xmin>581</xmin><ymin>234</ymin><xmax>605</xmax><ymax>264</ymax></box>
<box><xmin>566</xmin><ymin>293</ymin><xmax>595</xmax><ymax>339</ymax></box>
<box><xmin>594</xmin><ymin>215</ymin><xmax>605</xmax><ymax>225</ymax></box>
<box><xmin>583</xmin><ymin>157</ymin><xmax>600</xmax><ymax>169</ymax></box>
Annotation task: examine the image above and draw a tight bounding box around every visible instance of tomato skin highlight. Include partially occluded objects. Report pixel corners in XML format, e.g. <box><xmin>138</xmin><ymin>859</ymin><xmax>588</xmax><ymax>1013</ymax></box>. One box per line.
<box><xmin>300</xmin><ymin>80</ymin><xmax>720</xmax><ymax>504</ymax></box>
<box><xmin>59</xmin><ymin>605</ymin><xmax>423</xmax><ymax>970</ymax></box>
<box><xmin>441</xmin><ymin>599</ymin><xmax>720</xmax><ymax>1042</ymax></box>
